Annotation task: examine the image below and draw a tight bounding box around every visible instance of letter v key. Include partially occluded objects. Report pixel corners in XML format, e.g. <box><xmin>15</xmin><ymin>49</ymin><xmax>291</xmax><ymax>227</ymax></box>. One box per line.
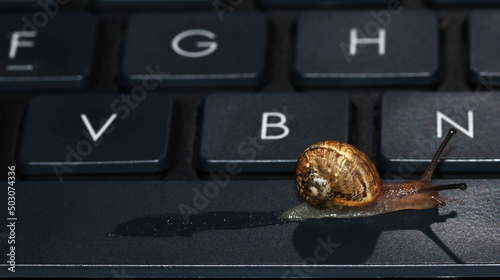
<box><xmin>80</xmin><ymin>113</ymin><xmax>118</xmax><ymax>142</ymax></box>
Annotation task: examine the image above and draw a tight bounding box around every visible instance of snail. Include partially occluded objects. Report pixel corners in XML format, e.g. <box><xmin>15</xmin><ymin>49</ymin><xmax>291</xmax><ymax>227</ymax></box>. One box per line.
<box><xmin>279</xmin><ymin>128</ymin><xmax>467</xmax><ymax>221</ymax></box>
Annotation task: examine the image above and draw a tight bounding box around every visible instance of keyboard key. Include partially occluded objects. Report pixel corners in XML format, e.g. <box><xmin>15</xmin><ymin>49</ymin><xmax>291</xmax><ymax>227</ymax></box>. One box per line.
<box><xmin>428</xmin><ymin>0</ymin><xmax>500</xmax><ymax>6</ymax></box>
<box><xmin>121</xmin><ymin>12</ymin><xmax>267</xmax><ymax>88</ymax></box>
<box><xmin>0</xmin><ymin>0</ymin><xmax>55</xmax><ymax>9</ymax></box>
<box><xmin>380</xmin><ymin>92</ymin><xmax>500</xmax><ymax>172</ymax></box>
<box><xmin>197</xmin><ymin>93</ymin><xmax>349</xmax><ymax>172</ymax></box>
<box><xmin>17</xmin><ymin>95</ymin><xmax>174</xmax><ymax>176</ymax></box>
<box><xmin>258</xmin><ymin>0</ymin><xmax>388</xmax><ymax>8</ymax></box>
<box><xmin>92</xmin><ymin>0</ymin><xmax>212</xmax><ymax>9</ymax></box>
<box><xmin>0</xmin><ymin>14</ymin><xmax>97</xmax><ymax>90</ymax></box>
<box><xmin>294</xmin><ymin>11</ymin><xmax>439</xmax><ymax>87</ymax></box>
<box><xmin>469</xmin><ymin>10</ymin><xmax>500</xmax><ymax>86</ymax></box>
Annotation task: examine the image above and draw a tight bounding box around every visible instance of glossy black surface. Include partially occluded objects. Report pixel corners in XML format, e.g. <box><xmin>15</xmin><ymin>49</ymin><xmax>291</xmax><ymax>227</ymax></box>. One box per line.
<box><xmin>1</xmin><ymin>180</ymin><xmax>499</xmax><ymax>277</ymax></box>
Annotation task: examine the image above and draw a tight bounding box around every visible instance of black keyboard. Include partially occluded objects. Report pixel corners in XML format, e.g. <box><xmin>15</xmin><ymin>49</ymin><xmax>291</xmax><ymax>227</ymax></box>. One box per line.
<box><xmin>1</xmin><ymin>0</ymin><xmax>500</xmax><ymax>278</ymax></box>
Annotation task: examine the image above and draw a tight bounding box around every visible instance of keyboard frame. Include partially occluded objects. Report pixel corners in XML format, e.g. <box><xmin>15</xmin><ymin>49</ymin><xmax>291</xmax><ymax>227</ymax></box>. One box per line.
<box><xmin>1</xmin><ymin>0</ymin><xmax>499</xmax><ymax>278</ymax></box>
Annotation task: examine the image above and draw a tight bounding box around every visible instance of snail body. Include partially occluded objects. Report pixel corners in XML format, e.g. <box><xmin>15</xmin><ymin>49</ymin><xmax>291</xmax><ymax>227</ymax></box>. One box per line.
<box><xmin>279</xmin><ymin>128</ymin><xmax>467</xmax><ymax>221</ymax></box>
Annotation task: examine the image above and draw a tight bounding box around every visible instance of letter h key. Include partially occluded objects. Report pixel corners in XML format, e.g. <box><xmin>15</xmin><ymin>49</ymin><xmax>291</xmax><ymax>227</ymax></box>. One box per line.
<box><xmin>294</xmin><ymin>11</ymin><xmax>440</xmax><ymax>87</ymax></box>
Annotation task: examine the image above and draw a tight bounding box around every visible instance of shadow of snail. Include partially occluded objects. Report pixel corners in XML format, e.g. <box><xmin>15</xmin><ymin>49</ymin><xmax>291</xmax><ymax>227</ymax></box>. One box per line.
<box><xmin>292</xmin><ymin>208</ymin><xmax>462</xmax><ymax>264</ymax></box>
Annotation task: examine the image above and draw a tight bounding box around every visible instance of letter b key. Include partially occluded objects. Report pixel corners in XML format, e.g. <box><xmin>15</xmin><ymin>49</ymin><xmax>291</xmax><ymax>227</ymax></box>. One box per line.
<box><xmin>197</xmin><ymin>93</ymin><xmax>350</xmax><ymax>172</ymax></box>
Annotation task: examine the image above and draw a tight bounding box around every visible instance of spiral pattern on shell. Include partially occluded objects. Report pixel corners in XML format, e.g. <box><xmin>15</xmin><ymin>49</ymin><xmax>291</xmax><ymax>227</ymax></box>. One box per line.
<box><xmin>296</xmin><ymin>141</ymin><xmax>382</xmax><ymax>209</ymax></box>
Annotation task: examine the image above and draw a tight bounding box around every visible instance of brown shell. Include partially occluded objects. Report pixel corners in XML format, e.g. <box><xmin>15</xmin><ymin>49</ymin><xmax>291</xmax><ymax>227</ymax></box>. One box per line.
<box><xmin>296</xmin><ymin>141</ymin><xmax>382</xmax><ymax>209</ymax></box>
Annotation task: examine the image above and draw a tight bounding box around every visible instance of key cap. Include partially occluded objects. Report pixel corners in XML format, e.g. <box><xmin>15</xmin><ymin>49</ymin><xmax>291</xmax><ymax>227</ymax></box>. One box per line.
<box><xmin>380</xmin><ymin>92</ymin><xmax>500</xmax><ymax>172</ymax></box>
<box><xmin>92</xmin><ymin>0</ymin><xmax>212</xmax><ymax>9</ymax></box>
<box><xmin>17</xmin><ymin>94</ymin><xmax>174</xmax><ymax>176</ymax></box>
<box><xmin>469</xmin><ymin>10</ymin><xmax>500</xmax><ymax>86</ymax></box>
<box><xmin>197</xmin><ymin>93</ymin><xmax>350</xmax><ymax>172</ymax></box>
<box><xmin>428</xmin><ymin>0</ymin><xmax>500</xmax><ymax>6</ymax></box>
<box><xmin>10</xmin><ymin>179</ymin><xmax>500</xmax><ymax>277</ymax></box>
<box><xmin>294</xmin><ymin>11</ymin><xmax>440</xmax><ymax>87</ymax></box>
<box><xmin>0</xmin><ymin>0</ymin><xmax>55</xmax><ymax>9</ymax></box>
<box><xmin>258</xmin><ymin>0</ymin><xmax>388</xmax><ymax>8</ymax></box>
<box><xmin>121</xmin><ymin>12</ymin><xmax>267</xmax><ymax>88</ymax></box>
<box><xmin>0</xmin><ymin>14</ymin><xmax>97</xmax><ymax>90</ymax></box>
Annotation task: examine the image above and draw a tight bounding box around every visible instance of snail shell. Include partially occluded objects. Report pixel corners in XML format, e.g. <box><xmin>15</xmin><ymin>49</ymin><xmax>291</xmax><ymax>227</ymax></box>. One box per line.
<box><xmin>296</xmin><ymin>141</ymin><xmax>382</xmax><ymax>209</ymax></box>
